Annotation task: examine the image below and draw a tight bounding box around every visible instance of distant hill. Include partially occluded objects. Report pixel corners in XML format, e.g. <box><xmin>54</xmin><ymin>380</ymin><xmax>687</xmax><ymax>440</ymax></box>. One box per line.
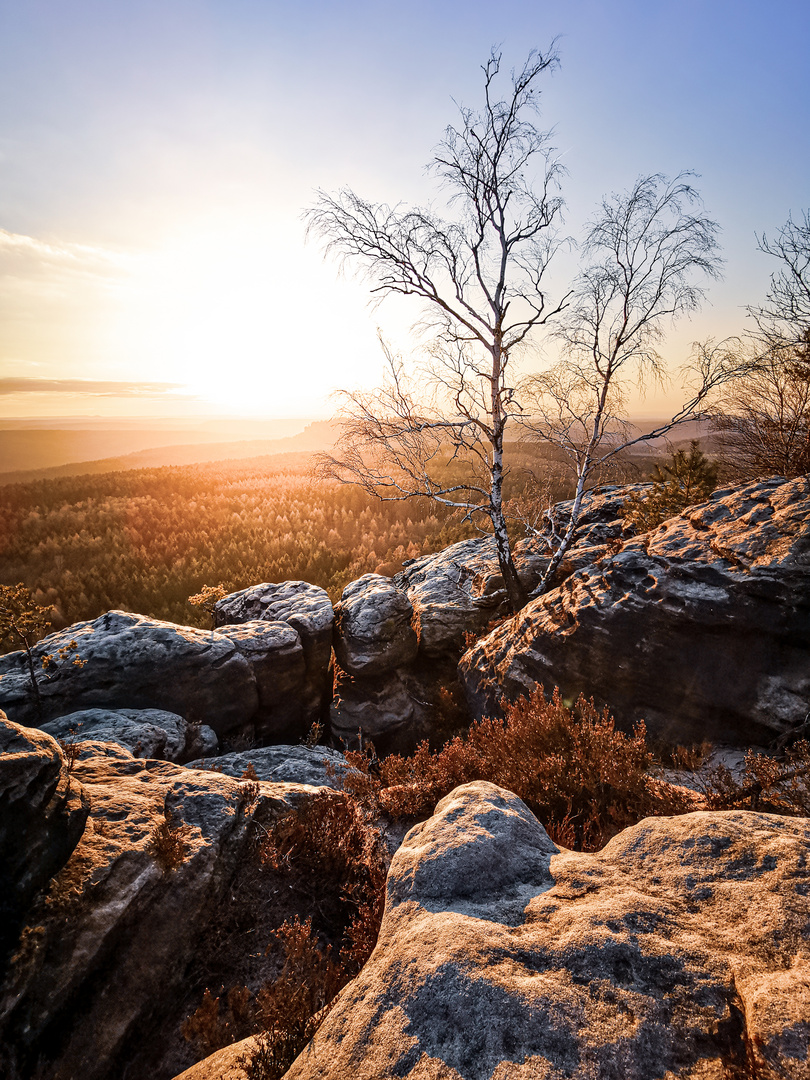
<box><xmin>0</xmin><ymin>421</ymin><xmax>338</xmax><ymax>484</ymax></box>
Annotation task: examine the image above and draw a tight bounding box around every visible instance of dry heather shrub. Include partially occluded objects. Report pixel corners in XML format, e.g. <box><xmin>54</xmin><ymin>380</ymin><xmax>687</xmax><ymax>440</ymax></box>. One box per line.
<box><xmin>259</xmin><ymin>791</ymin><xmax>387</xmax><ymax>956</ymax></box>
<box><xmin>147</xmin><ymin>810</ymin><xmax>193</xmax><ymax>872</ymax></box>
<box><xmin>183</xmin><ymin>791</ymin><xmax>387</xmax><ymax>1076</ymax></box>
<box><xmin>342</xmin><ymin>687</ymin><xmax>671</xmax><ymax>850</ymax></box>
<box><xmin>704</xmin><ymin>741</ymin><xmax>810</xmax><ymax>816</ymax></box>
<box><xmin>241</xmin><ymin>916</ymin><xmax>343</xmax><ymax>1080</ymax></box>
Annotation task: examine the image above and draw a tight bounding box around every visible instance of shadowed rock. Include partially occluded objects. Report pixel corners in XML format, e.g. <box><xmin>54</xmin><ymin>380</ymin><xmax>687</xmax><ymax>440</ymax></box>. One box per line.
<box><xmin>41</xmin><ymin>708</ymin><xmax>218</xmax><ymax>763</ymax></box>
<box><xmin>215</xmin><ymin>581</ymin><xmax>334</xmax><ymax>725</ymax></box>
<box><xmin>461</xmin><ymin>476</ymin><xmax>810</xmax><ymax>746</ymax></box>
<box><xmin>0</xmin><ymin>712</ymin><xmax>89</xmax><ymax>971</ymax></box>
<box><xmin>0</xmin><ymin>611</ymin><xmax>258</xmax><ymax>735</ymax></box>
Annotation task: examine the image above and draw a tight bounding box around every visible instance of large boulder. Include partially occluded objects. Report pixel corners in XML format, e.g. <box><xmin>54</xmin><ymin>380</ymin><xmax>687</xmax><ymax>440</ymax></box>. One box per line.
<box><xmin>0</xmin><ymin>724</ymin><xmax>334</xmax><ymax>1080</ymax></box>
<box><xmin>215</xmin><ymin>581</ymin><xmax>334</xmax><ymax>725</ymax></box>
<box><xmin>215</xmin><ymin>620</ymin><xmax>310</xmax><ymax>741</ymax></box>
<box><xmin>0</xmin><ymin>712</ymin><xmax>89</xmax><ymax>969</ymax></box>
<box><xmin>333</xmin><ymin>574</ymin><xmax>418</xmax><ymax>676</ymax></box>
<box><xmin>0</xmin><ymin>611</ymin><xmax>258</xmax><ymax>736</ymax></box>
<box><xmin>461</xmin><ymin>476</ymin><xmax>810</xmax><ymax>747</ymax></box>
<box><xmin>282</xmin><ymin>781</ymin><xmax>810</xmax><ymax>1080</ymax></box>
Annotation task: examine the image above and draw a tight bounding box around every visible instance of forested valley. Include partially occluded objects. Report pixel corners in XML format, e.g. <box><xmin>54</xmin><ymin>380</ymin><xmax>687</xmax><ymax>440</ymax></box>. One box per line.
<box><xmin>0</xmin><ymin>453</ymin><xmax>485</xmax><ymax>638</ymax></box>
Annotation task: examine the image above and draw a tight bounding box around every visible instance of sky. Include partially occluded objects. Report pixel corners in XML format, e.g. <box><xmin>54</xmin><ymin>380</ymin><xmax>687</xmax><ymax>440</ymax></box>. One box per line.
<box><xmin>0</xmin><ymin>0</ymin><xmax>808</xmax><ymax>420</ymax></box>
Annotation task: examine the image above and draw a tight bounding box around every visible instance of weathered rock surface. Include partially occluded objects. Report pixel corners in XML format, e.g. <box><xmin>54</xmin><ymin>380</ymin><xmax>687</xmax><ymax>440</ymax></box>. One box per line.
<box><xmin>329</xmin><ymin>489</ymin><xmax>636</xmax><ymax>751</ymax></box>
<box><xmin>216</xmin><ymin>620</ymin><xmax>311</xmax><ymax>740</ymax></box>
<box><xmin>334</xmin><ymin>574</ymin><xmax>418</xmax><ymax>676</ymax></box>
<box><xmin>215</xmin><ymin>581</ymin><xmax>334</xmax><ymax>725</ymax></box>
<box><xmin>462</xmin><ymin>476</ymin><xmax>810</xmax><ymax>746</ymax></box>
<box><xmin>332</xmin><ymin>664</ymin><xmax>419</xmax><ymax>752</ymax></box>
<box><xmin>0</xmin><ymin>712</ymin><xmax>89</xmax><ymax>969</ymax></box>
<box><xmin>0</xmin><ymin>716</ymin><xmax>332</xmax><ymax>1080</ymax></box>
<box><xmin>41</xmin><ymin>708</ymin><xmax>218</xmax><ymax>763</ymax></box>
<box><xmin>283</xmin><ymin>781</ymin><xmax>810</xmax><ymax>1080</ymax></box>
<box><xmin>185</xmin><ymin>743</ymin><xmax>352</xmax><ymax>789</ymax></box>
<box><xmin>0</xmin><ymin>611</ymin><xmax>258</xmax><ymax>735</ymax></box>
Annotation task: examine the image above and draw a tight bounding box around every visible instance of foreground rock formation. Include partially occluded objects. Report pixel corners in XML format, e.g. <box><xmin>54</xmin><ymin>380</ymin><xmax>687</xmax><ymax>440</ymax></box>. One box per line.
<box><xmin>0</xmin><ymin>713</ymin><xmax>88</xmax><ymax>971</ymax></box>
<box><xmin>280</xmin><ymin>782</ymin><xmax>810</xmax><ymax>1080</ymax></box>
<box><xmin>462</xmin><ymin>476</ymin><xmax>810</xmax><ymax>746</ymax></box>
<box><xmin>0</xmin><ymin>712</ymin><xmax>338</xmax><ymax>1080</ymax></box>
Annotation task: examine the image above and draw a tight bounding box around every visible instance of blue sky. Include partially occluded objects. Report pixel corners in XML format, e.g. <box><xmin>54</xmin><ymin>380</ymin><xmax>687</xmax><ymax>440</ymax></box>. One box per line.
<box><xmin>1</xmin><ymin>0</ymin><xmax>808</xmax><ymax>417</ymax></box>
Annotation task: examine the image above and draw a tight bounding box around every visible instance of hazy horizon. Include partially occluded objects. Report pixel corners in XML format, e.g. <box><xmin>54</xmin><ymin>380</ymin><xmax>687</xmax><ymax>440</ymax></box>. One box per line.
<box><xmin>1</xmin><ymin>0</ymin><xmax>808</xmax><ymax>421</ymax></box>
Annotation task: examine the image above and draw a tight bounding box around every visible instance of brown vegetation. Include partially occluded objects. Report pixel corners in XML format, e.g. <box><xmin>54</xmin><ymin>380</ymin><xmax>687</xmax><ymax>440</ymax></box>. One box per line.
<box><xmin>182</xmin><ymin>791</ymin><xmax>387</xmax><ymax>1077</ymax></box>
<box><xmin>339</xmin><ymin>687</ymin><xmax>690</xmax><ymax>851</ymax></box>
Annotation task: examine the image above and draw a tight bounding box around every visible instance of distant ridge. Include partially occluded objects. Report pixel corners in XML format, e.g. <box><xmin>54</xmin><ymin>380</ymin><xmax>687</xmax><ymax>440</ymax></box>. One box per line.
<box><xmin>0</xmin><ymin>421</ymin><xmax>338</xmax><ymax>485</ymax></box>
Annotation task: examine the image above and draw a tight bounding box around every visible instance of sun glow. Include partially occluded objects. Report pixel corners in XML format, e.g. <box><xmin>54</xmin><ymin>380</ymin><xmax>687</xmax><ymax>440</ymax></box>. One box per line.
<box><xmin>99</xmin><ymin>214</ymin><xmax>384</xmax><ymax>415</ymax></box>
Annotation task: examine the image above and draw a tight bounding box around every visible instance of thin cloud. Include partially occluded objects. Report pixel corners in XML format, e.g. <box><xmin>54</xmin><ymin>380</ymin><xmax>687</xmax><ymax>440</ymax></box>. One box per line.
<box><xmin>0</xmin><ymin>228</ymin><xmax>131</xmax><ymax>279</ymax></box>
<box><xmin>0</xmin><ymin>378</ymin><xmax>194</xmax><ymax>398</ymax></box>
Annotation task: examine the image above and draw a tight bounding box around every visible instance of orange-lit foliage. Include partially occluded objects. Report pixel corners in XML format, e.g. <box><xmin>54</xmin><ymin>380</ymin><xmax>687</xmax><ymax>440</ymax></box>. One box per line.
<box><xmin>0</xmin><ymin>457</ymin><xmax>475</xmax><ymax>639</ymax></box>
<box><xmin>341</xmin><ymin>687</ymin><xmax>674</xmax><ymax>850</ymax></box>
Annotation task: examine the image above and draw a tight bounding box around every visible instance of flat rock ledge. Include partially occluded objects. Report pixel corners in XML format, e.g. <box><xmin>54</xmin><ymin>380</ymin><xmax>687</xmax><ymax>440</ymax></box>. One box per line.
<box><xmin>270</xmin><ymin>782</ymin><xmax>810</xmax><ymax>1080</ymax></box>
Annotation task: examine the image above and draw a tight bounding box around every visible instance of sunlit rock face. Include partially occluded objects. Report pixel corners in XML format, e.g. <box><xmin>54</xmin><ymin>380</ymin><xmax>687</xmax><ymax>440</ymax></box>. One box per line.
<box><xmin>41</xmin><ymin>707</ymin><xmax>218</xmax><ymax>763</ymax></box>
<box><xmin>0</xmin><ymin>611</ymin><xmax>258</xmax><ymax>735</ymax></box>
<box><xmin>0</xmin><ymin>714</ymin><xmax>331</xmax><ymax>1080</ymax></box>
<box><xmin>282</xmin><ymin>781</ymin><xmax>810</xmax><ymax>1080</ymax></box>
<box><xmin>461</xmin><ymin>476</ymin><xmax>810</xmax><ymax>747</ymax></box>
<box><xmin>215</xmin><ymin>580</ymin><xmax>334</xmax><ymax>727</ymax></box>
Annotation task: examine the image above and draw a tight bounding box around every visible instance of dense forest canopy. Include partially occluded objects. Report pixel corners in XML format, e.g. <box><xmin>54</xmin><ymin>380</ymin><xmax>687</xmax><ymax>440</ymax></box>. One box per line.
<box><xmin>0</xmin><ymin>455</ymin><xmax>483</xmax><ymax>642</ymax></box>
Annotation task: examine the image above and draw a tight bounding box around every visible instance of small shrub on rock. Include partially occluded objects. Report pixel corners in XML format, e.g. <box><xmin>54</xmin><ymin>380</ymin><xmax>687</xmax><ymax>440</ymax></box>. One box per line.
<box><xmin>622</xmin><ymin>441</ymin><xmax>719</xmax><ymax>533</ymax></box>
<box><xmin>147</xmin><ymin>810</ymin><xmax>193</xmax><ymax>872</ymax></box>
<box><xmin>704</xmin><ymin>741</ymin><xmax>810</xmax><ymax>815</ymax></box>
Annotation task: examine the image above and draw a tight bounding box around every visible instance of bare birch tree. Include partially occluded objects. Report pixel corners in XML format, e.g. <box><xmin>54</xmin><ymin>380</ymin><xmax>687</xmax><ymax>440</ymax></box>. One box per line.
<box><xmin>712</xmin><ymin>211</ymin><xmax>810</xmax><ymax>477</ymax></box>
<box><xmin>521</xmin><ymin>173</ymin><xmax>734</xmax><ymax>591</ymax></box>
<box><xmin>306</xmin><ymin>49</ymin><xmax>567</xmax><ymax>612</ymax></box>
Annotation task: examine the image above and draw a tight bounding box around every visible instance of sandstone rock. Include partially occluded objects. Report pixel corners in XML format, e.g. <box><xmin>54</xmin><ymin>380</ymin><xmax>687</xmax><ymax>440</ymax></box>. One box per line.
<box><xmin>334</xmin><ymin>574</ymin><xmax>418</xmax><ymax>676</ymax></box>
<box><xmin>330</xmin><ymin>666</ymin><xmax>416</xmax><ymax>753</ymax></box>
<box><xmin>0</xmin><ymin>611</ymin><xmax>258</xmax><ymax>736</ymax></box>
<box><xmin>173</xmin><ymin>1037</ymin><xmax>255</xmax><ymax>1080</ymax></box>
<box><xmin>215</xmin><ymin>581</ymin><xmax>334</xmax><ymax>724</ymax></box>
<box><xmin>0</xmin><ymin>713</ymin><xmax>89</xmax><ymax>969</ymax></box>
<box><xmin>185</xmin><ymin>743</ymin><xmax>352</xmax><ymax>789</ymax></box>
<box><xmin>283</xmin><ymin>781</ymin><xmax>810</xmax><ymax>1080</ymax></box>
<box><xmin>0</xmin><ymin>728</ymin><xmax>330</xmax><ymax>1080</ymax></box>
<box><xmin>461</xmin><ymin>476</ymin><xmax>810</xmax><ymax>746</ymax></box>
<box><xmin>41</xmin><ymin>708</ymin><xmax>218</xmax><ymax>763</ymax></box>
<box><xmin>216</xmin><ymin>620</ymin><xmax>310</xmax><ymax>740</ymax></box>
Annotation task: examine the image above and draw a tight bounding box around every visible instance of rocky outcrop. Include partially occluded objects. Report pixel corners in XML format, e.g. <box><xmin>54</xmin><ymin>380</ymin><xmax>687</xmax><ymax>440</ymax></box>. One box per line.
<box><xmin>330</xmin><ymin>490</ymin><xmax>636</xmax><ymax>751</ymax></box>
<box><xmin>41</xmin><ymin>708</ymin><xmax>218</xmax><ymax>763</ymax></box>
<box><xmin>216</xmin><ymin>620</ymin><xmax>310</xmax><ymax>741</ymax></box>
<box><xmin>461</xmin><ymin>476</ymin><xmax>810</xmax><ymax>746</ymax></box>
<box><xmin>215</xmin><ymin>581</ymin><xmax>334</xmax><ymax>728</ymax></box>
<box><xmin>0</xmin><ymin>712</ymin><xmax>89</xmax><ymax>970</ymax></box>
<box><xmin>282</xmin><ymin>781</ymin><xmax>810</xmax><ymax>1080</ymax></box>
<box><xmin>185</xmin><ymin>743</ymin><xmax>352</xmax><ymax>789</ymax></box>
<box><xmin>0</xmin><ymin>716</ymin><xmax>334</xmax><ymax>1080</ymax></box>
<box><xmin>0</xmin><ymin>611</ymin><xmax>258</xmax><ymax>735</ymax></box>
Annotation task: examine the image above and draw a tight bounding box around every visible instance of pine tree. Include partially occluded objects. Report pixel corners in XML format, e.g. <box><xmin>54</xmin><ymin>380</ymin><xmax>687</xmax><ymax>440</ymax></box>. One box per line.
<box><xmin>623</xmin><ymin>441</ymin><xmax>719</xmax><ymax>533</ymax></box>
